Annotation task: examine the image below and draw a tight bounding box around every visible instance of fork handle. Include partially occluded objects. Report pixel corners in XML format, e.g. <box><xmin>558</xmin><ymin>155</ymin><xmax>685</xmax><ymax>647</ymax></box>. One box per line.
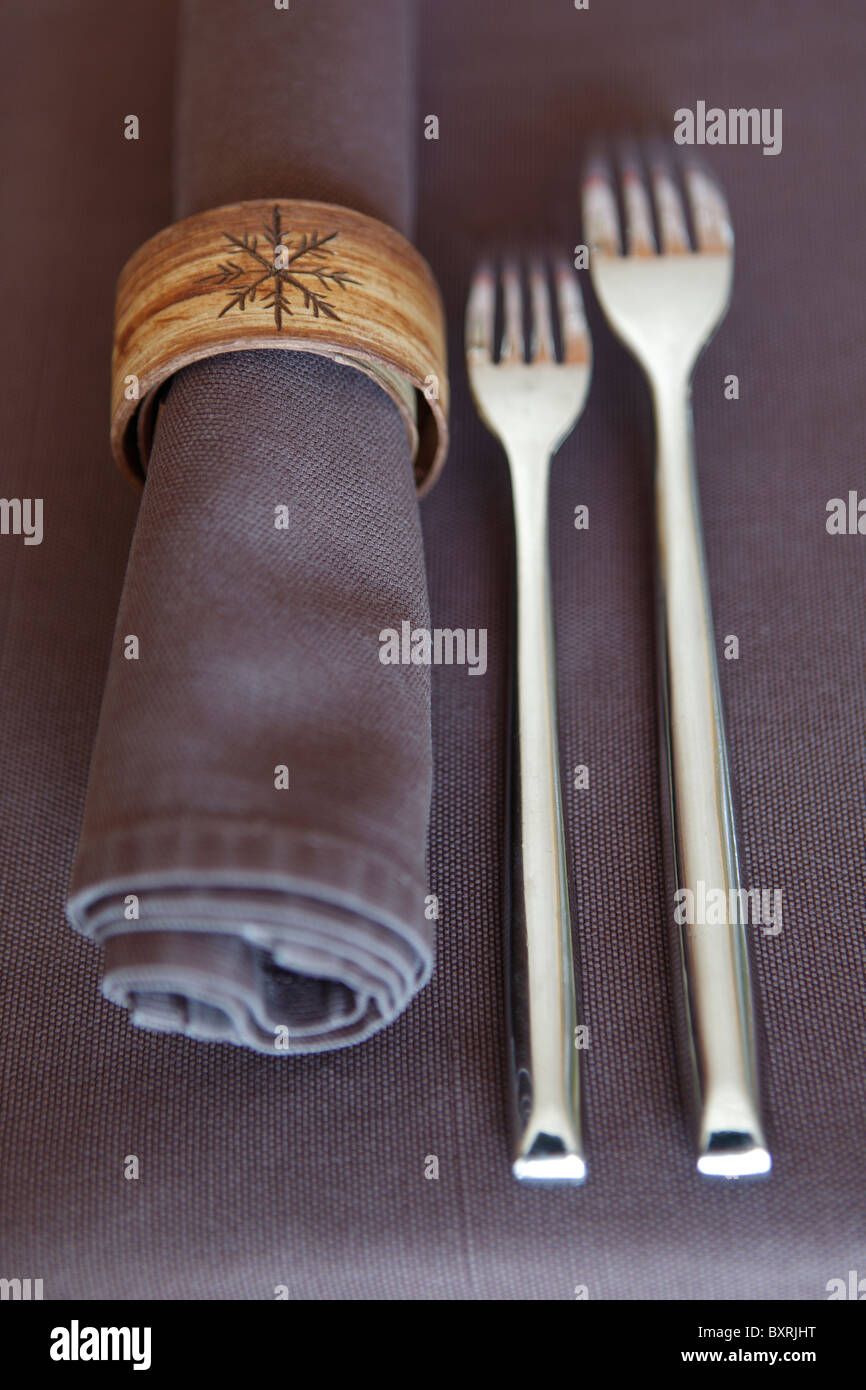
<box><xmin>653</xmin><ymin>378</ymin><xmax>770</xmax><ymax>1177</ymax></box>
<box><xmin>506</xmin><ymin>448</ymin><xmax>584</xmax><ymax>1183</ymax></box>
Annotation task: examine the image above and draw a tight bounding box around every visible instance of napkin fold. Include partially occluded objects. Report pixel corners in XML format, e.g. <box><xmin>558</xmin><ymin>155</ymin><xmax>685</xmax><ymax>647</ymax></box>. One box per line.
<box><xmin>67</xmin><ymin>0</ymin><xmax>435</xmax><ymax>1052</ymax></box>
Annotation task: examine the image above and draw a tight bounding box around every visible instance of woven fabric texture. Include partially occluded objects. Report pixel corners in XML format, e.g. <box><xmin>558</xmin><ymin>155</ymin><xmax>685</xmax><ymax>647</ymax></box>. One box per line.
<box><xmin>0</xmin><ymin>0</ymin><xmax>864</xmax><ymax>1298</ymax></box>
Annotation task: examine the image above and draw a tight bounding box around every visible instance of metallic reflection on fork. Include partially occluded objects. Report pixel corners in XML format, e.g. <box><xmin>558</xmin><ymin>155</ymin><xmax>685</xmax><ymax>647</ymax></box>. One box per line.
<box><xmin>583</xmin><ymin>147</ymin><xmax>770</xmax><ymax>1177</ymax></box>
<box><xmin>466</xmin><ymin>259</ymin><xmax>592</xmax><ymax>1182</ymax></box>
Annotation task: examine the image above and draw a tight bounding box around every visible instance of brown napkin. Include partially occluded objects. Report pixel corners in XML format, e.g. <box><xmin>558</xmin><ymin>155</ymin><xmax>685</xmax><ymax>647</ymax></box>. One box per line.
<box><xmin>67</xmin><ymin>0</ymin><xmax>434</xmax><ymax>1053</ymax></box>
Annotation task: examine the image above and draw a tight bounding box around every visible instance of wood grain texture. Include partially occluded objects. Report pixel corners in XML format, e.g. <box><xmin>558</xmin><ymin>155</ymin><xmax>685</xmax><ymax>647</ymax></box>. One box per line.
<box><xmin>111</xmin><ymin>199</ymin><xmax>449</xmax><ymax>494</ymax></box>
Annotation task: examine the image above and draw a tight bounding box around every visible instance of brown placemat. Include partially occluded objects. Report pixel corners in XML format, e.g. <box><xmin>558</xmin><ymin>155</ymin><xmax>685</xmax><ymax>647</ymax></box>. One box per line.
<box><xmin>1</xmin><ymin>0</ymin><xmax>864</xmax><ymax>1297</ymax></box>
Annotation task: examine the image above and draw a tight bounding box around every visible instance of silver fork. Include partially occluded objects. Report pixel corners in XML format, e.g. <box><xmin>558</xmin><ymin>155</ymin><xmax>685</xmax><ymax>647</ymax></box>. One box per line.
<box><xmin>466</xmin><ymin>260</ymin><xmax>592</xmax><ymax>1183</ymax></box>
<box><xmin>584</xmin><ymin>148</ymin><xmax>770</xmax><ymax>1177</ymax></box>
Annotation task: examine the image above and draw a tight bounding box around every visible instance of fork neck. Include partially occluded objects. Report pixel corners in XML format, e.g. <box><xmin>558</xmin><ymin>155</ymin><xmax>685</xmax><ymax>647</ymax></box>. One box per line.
<box><xmin>650</xmin><ymin>367</ymin><xmax>693</xmax><ymax>415</ymax></box>
<box><xmin>650</xmin><ymin>372</ymin><xmax>696</xmax><ymax>478</ymax></box>
<box><xmin>506</xmin><ymin>447</ymin><xmax>553</xmax><ymax>539</ymax></box>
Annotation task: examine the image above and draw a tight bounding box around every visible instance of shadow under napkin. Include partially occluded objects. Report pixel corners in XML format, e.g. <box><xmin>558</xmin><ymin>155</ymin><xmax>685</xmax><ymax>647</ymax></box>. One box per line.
<box><xmin>68</xmin><ymin>350</ymin><xmax>434</xmax><ymax>1052</ymax></box>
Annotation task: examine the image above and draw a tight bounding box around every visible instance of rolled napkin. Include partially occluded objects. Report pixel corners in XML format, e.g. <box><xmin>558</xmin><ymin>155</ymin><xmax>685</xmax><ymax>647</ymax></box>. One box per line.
<box><xmin>67</xmin><ymin>0</ymin><xmax>435</xmax><ymax>1053</ymax></box>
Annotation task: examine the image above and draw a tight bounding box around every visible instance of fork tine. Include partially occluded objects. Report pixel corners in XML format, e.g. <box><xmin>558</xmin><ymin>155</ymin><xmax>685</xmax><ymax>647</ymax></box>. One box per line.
<box><xmin>582</xmin><ymin>158</ymin><xmax>621</xmax><ymax>257</ymax></box>
<box><xmin>528</xmin><ymin>260</ymin><xmax>556</xmax><ymax>363</ymax></box>
<box><xmin>684</xmin><ymin>163</ymin><xmax>734</xmax><ymax>253</ymax></box>
<box><xmin>554</xmin><ymin>258</ymin><xmax>590</xmax><ymax>365</ymax></box>
<box><xmin>465</xmin><ymin>262</ymin><xmax>495</xmax><ymax>363</ymax></box>
<box><xmin>500</xmin><ymin>260</ymin><xmax>525</xmax><ymax>363</ymax></box>
<box><xmin>649</xmin><ymin>150</ymin><xmax>691</xmax><ymax>254</ymax></box>
<box><xmin>619</xmin><ymin>147</ymin><xmax>657</xmax><ymax>256</ymax></box>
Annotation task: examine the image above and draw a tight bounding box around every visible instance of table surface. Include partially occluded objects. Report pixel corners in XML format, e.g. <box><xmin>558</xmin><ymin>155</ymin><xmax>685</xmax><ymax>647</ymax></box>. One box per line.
<box><xmin>1</xmin><ymin>0</ymin><xmax>864</xmax><ymax>1298</ymax></box>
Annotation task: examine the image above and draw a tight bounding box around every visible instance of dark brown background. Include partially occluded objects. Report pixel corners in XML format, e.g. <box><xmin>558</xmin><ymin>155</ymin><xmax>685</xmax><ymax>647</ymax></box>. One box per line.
<box><xmin>1</xmin><ymin>0</ymin><xmax>864</xmax><ymax>1298</ymax></box>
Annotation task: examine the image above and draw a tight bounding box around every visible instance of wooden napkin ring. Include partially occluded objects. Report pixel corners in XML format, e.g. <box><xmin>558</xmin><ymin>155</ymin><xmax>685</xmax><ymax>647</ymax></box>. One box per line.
<box><xmin>111</xmin><ymin>199</ymin><xmax>449</xmax><ymax>495</ymax></box>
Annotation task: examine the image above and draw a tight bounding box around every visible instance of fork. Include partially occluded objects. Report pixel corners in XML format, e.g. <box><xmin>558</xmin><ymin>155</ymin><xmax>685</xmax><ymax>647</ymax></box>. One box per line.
<box><xmin>466</xmin><ymin>259</ymin><xmax>592</xmax><ymax>1183</ymax></box>
<box><xmin>583</xmin><ymin>149</ymin><xmax>770</xmax><ymax>1177</ymax></box>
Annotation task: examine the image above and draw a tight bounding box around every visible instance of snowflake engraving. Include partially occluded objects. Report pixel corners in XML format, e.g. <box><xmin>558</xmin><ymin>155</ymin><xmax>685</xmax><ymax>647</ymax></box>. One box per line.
<box><xmin>194</xmin><ymin>205</ymin><xmax>360</xmax><ymax>328</ymax></box>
